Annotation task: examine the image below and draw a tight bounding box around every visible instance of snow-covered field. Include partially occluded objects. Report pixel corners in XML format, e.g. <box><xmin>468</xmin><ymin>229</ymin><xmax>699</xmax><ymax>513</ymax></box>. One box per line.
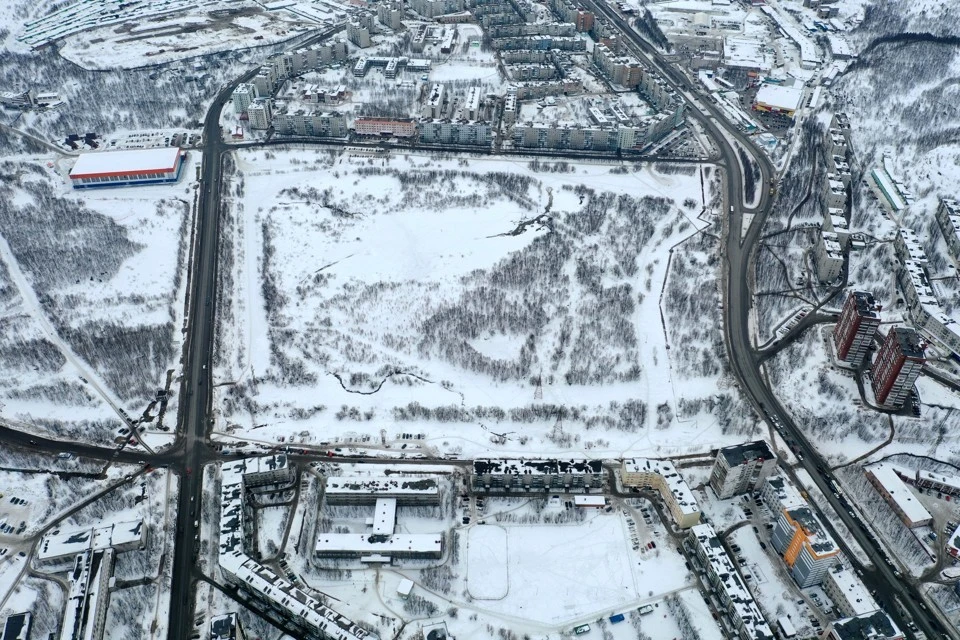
<box><xmin>213</xmin><ymin>148</ymin><xmax>762</xmax><ymax>457</ymax></box>
<box><xmin>0</xmin><ymin>155</ymin><xmax>194</xmax><ymax>444</ymax></box>
<box><xmin>466</xmin><ymin>515</ymin><xmax>679</xmax><ymax>624</ymax></box>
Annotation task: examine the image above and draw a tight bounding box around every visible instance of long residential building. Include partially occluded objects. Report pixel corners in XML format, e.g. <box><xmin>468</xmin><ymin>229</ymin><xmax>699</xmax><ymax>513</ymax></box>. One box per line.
<box><xmin>822</xmin><ymin>565</ymin><xmax>878</xmax><ymax>618</ymax></box>
<box><xmin>218</xmin><ymin>457</ymin><xmax>375</xmax><ymax>640</ymax></box>
<box><xmin>472</xmin><ymin>459</ymin><xmax>604</xmax><ymax>493</ymax></box>
<box><xmin>622</xmin><ymin>458</ymin><xmax>700</xmax><ymax>528</ymax></box>
<box><xmin>709</xmin><ymin>440</ymin><xmax>776</xmax><ymax>499</ymax></box>
<box><xmin>771</xmin><ymin>505</ymin><xmax>840</xmax><ymax>587</ymax></box>
<box><xmin>272</xmin><ymin>110</ymin><xmax>348</xmax><ymax>138</ymax></box>
<box><xmin>936</xmin><ymin>197</ymin><xmax>960</xmax><ymax>263</ymax></box>
<box><xmin>688</xmin><ymin>524</ymin><xmax>774</xmax><ymax>640</ymax></box>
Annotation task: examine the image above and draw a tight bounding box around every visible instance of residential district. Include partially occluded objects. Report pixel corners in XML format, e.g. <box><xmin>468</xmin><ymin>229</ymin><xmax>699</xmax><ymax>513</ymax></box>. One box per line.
<box><xmin>3</xmin><ymin>0</ymin><xmax>960</xmax><ymax>639</ymax></box>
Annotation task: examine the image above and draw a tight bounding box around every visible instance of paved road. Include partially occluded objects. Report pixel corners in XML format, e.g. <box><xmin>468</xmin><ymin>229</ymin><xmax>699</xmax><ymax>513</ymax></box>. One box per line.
<box><xmin>581</xmin><ymin>5</ymin><xmax>953</xmax><ymax>639</ymax></box>
<box><xmin>1</xmin><ymin>14</ymin><xmax>953</xmax><ymax>640</ymax></box>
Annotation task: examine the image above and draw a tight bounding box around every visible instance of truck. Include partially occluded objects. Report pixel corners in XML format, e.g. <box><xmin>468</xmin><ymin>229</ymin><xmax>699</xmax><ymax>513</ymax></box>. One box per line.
<box><xmin>573</xmin><ymin>624</ymin><xmax>591</xmax><ymax>635</ymax></box>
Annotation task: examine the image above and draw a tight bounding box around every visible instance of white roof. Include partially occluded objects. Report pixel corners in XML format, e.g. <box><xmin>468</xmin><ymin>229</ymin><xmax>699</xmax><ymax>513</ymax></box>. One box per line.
<box><xmin>825</xmin><ymin>566</ymin><xmax>877</xmax><ymax>616</ymax></box>
<box><xmin>38</xmin><ymin>520</ymin><xmax>144</xmax><ymax>560</ymax></box>
<box><xmin>690</xmin><ymin>524</ymin><xmax>772</xmax><ymax>638</ymax></box>
<box><xmin>755</xmin><ymin>84</ymin><xmax>804</xmax><ymax>112</ymax></box>
<box><xmin>397</xmin><ymin>578</ymin><xmax>414</xmax><ymax>595</ymax></box>
<box><xmin>917</xmin><ymin>469</ymin><xmax>960</xmax><ymax>492</ymax></box>
<box><xmin>372</xmin><ymin>498</ymin><xmax>397</xmax><ymax>535</ymax></box>
<box><xmin>315</xmin><ymin>533</ymin><xmax>443</xmax><ymax>555</ymax></box>
<box><xmin>624</xmin><ymin>458</ymin><xmax>699</xmax><ymax>516</ymax></box>
<box><xmin>866</xmin><ymin>463</ymin><xmax>932</xmax><ymax>524</ymax></box>
<box><xmin>69</xmin><ymin>147</ymin><xmax>180</xmax><ymax>178</ymax></box>
<box><xmin>573</xmin><ymin>495</ymin><xmax>606</xmax><ymax>506</ymax></box>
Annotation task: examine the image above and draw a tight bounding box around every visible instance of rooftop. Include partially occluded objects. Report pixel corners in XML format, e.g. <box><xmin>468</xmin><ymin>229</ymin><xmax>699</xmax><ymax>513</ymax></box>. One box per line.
<box><xmin>690</xmin><ymin>524</ymin><xmax>773</xmax><ymax>639</ymax></box>
<box><xmin>829</xmin><ymin>609</ymin><xmax>901</xmax><ymax>640</ymax></box>
<box><xmin>623</xmin><ymin>458</ymin><xmax>699</xmax><ymax>516</ymax></box>
<box><xmin>69</xmin><ymin>147</ymin><xmax>181</xmax><ymax>179</ymax></box>
<box><xmin>784</xmin><ymin>506</ymin><xmax>837</xmax><ymax>556</ymax></box>
<box><xmin>315</xmin><ymin>533</ymin><xmax>444</xmax><ymax>555</ymax></box>
<box><xmin>891</xmin><ymin>326</ymin><xmax>926</xmax><ymax>359</ymax></box>
<box><xmin>755</xmin><ymin>83</ymin><xmax>804</xmax><ymax>112</ymax></box>
<box><xmin>849</xmin><ymin>291</ymin><xmax>879</xmax><ymax>319</ymax></box>
<box><xmin>325</xmin><ymin>476</ymin><xmax>439</xmax><ymax>495</ymax></box>
<box><xmin>210</xmin><ymin>613</ymin><xmax>240</xmax><ymax>640</ymax></box>
<box><xmin>763</xmin><ymin>474</ymin><xmax>806</xmax><ymax>510</ymax></box>
<box><xmin>474</xmin><ymin>458</ymin><xmax>603</xmax><ymax>475</ymax></box>
<box><xmin>866</xmin><ymin>463</ymin><xmax>931</xmax><ymax>524</ymax></box>
<box><xmin>38</xmin><ymin>519</ymin><xmax>144</xmax><ymax>560</ymax></box>
<box><xmin>826</xmin><ymin>565</ymin><xmax>878</xmax><ymax>616</ymax></box>
<box><xmin>717</xmin><ymin>440</ymin><xmax>775</xmax><ymax>467</ymax></box>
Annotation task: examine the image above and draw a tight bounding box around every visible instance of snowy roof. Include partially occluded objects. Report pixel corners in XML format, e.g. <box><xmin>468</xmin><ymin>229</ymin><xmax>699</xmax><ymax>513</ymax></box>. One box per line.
<box><xmin>871</xmin><ymin>167</ymin><xmax>906</xmax><ymax>211</ymax></box>
<box><xmin>917</xmin><ymin>469</ymin><xmax>960</xmax><ymax>493</ymax></box>
<box><xmin>69</xmin><ymin>147</ymin><xmax>180</xmax><ymax>179</ymax></box>
<box><xmin>624</xmin><ymin>458</ymin><xmax>700</xmax><ymax>515</ymax></box>
<box><xmin>783</xmin><ymin>506</ymin><xmax>837</xmax><ymax>556</ymax></box>
<box><xmin>755</xmin><ymin>84</ymin><xmax>803</xmax><ymax>112</ymax></box>
<box><xmin>474</xmin><ymin>459</ymin><xmax>603</xmax><ymax>476</ymax></box>
<box><xmin>1</xmin><ymin>613</ymin><xmax>30</xmax><ymax>640</ymax></box>
<box><xmin>397</xmin><ymin>579</ymin><xmax>414</xmax><ymax>596</ymax></box>
<box><xmin>325</xmin><ymin>476</ymin><xmax>439</xmax><ymax>497</ymax></box>
<box><xmin>210</xmin><ymin>614</ymin><xmax>241</xmax><ymax>640</ymax></box>
<box><xmin>372</xmin><ymin>498</ymin><xmax>397</xmax><ymax>535</ymax></box>
<box><xmin>828</xmin><ymin>610</ymin><xmax>901</xmax><ymax>640</ymax></box>
<box><xmin>866</xmin><ymin>463</ymin><xmax>931</xmax><ymax>524</ymax></box>
<box><xmin>717</xmin><ymin>440</ymin><xmax>774</xmax><ymax>467</ymax></box>
<box><xmin>38</xmin><ymin>519</ymin><xmax>145</xmax><ymax>560</ymax></box>
<box><xmin>573</xmin><ymin>495</ymin><xmax>606</xmax><ymax>506</ymax></box>
<box><xmin>897</xmin><ymin>228</ymin><xmax>927</xmax><ymax>263</ymax></box>
<box><xmin>315</xmin><ymin>533</ymin><xmax>443</xmax><ymax>555</ymax></box>
<box><xmin>825</xmin><ymin>565</ymin><xmax>878</xmax><ymax>616</ymax></box>
<box><xmin>763</xmin><ymin>474</ymin><xmax>806</xmax><ymax>510</ymax></box>
<box><xmin>689</xmin><ymin>524</ymin><xmax>773</xmax><ymax>639</ymax></box>
<box><xmin>723</xmin><ymin>36</ymin><xmax>768</xmax><ymax>70</ymax></box>
<box><xmin>220</xmin><ymin>552</ymin><xmax>374</xmax><ymax>640</ymax></box>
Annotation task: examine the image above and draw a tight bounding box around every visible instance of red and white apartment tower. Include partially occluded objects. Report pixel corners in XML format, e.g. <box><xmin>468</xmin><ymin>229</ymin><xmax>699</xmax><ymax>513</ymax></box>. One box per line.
<box><xmin>833</xmin><ymin>291</ymin><xmax>881</xmax><ymax>364</ymax></box>
<box><xmin>871</xmin><ymin>327</ymin><xmax>926</xmax><ymax>407</ymax></box>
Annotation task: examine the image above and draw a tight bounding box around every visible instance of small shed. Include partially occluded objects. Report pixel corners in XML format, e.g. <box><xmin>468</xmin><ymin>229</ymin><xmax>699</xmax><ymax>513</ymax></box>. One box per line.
<box><xmin>397</xmin><ymin>578</ymin><xmax>414</xmax><ymax>599</ymax></box>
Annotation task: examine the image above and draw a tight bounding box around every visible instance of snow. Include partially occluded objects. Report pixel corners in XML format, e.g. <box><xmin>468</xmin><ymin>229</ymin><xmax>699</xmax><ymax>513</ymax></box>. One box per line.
<box><xmin>755</xmin><ymin>84</ymin><xmax>804</xmax><ymax>113</ymax></box>
<box><xmin>466</xmin><ymin>525</ymin><xmax>508</xmax><ymax>599</ymax></box>
<box><xmin>464</xmin><ymin>515</ymin><xmax>688</xmax><ymax>624</ymax></box>
<box><xmin>214</xmin><ymin>148</ymin><xmax>747</xmax><ymax>459</ymax></box>
<box><xmin>69</xmin><ymin>148</ymin><xmax>180</xmax><ymax>178</ymax></box>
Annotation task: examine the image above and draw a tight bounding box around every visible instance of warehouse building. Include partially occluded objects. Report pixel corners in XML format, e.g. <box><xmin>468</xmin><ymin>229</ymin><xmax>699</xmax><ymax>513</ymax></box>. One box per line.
<box><xmin>622</xmin><ymin>458</ymin><xmax>700</xmax><ymax>528</ymax></box>
<box><xmin>69</xmin><ymin>147</ymin><xmax>185</xmax><ymax>189</ymax></box>
<box><xmin>864</xmin><ymin>462</ymin><xmax>932</xmax><ymax>528</ymax></box>
<box><xmin>753</xmin><ymin>84</ymin><xmax>804</xmax><ymax>118</ymax></box>
<box><xmin>709</xmin><ymin>440</ymin><xmax>776</xmax><ymax>499</ymax></box>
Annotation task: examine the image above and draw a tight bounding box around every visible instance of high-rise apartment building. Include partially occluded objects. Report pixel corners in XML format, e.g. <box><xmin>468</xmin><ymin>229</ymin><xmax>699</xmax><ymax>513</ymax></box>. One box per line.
<box><xmin>833</xmin><ymin>291</ymin><xmax>881</xmax><ymax>364</ymax></box>
<box><xmin>709</xmin><ymin>440</ymin><xmax>776</xmax><ymax>499</ymax></box>
<box><xmin>871</xmin><ymin>327</ymin><xmax>925</xmax><ymax>407</ymax></box>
